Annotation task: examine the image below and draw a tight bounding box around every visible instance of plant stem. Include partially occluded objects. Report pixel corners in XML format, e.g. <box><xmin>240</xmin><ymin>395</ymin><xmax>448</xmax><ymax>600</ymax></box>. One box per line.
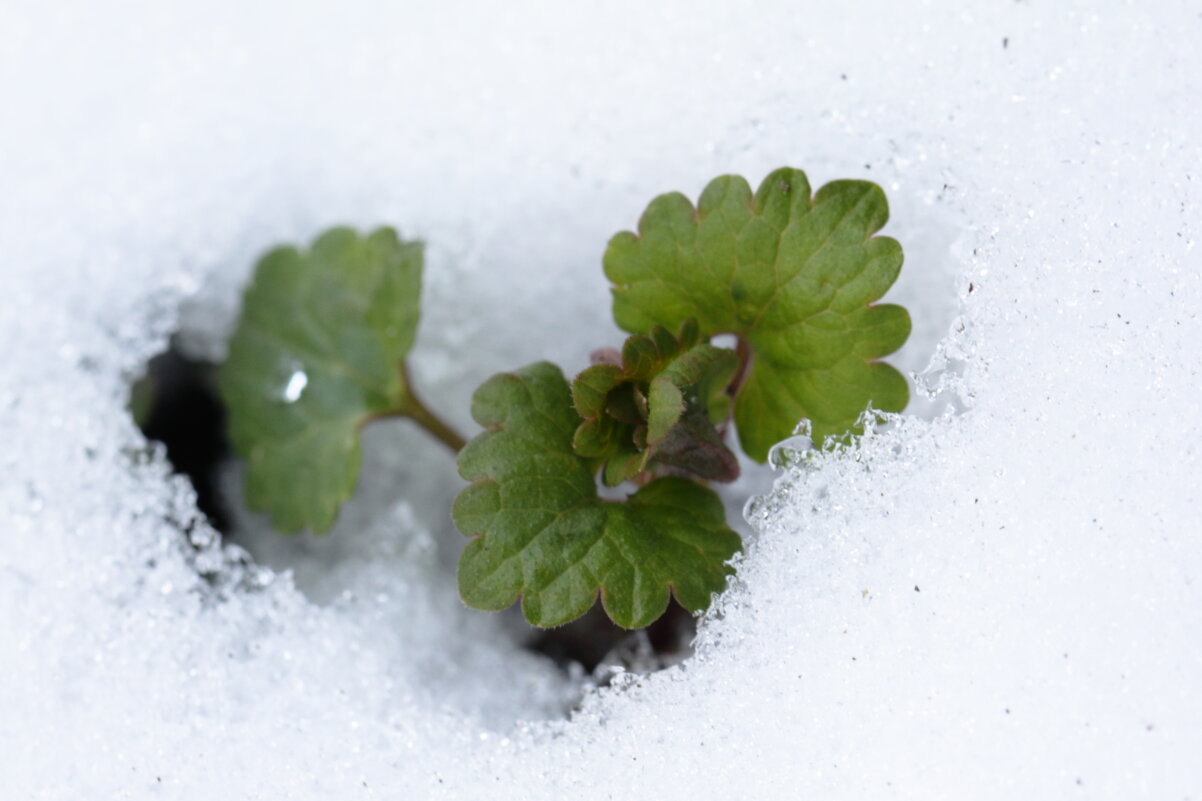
<box><xmin>714</xmin><ymin>337</ymin><xmax>752</xmax><ymax>440</ymax></box>
<box><xmin>399</xmin><ymin>384</ymin><xmax>467</xmax><ymax>453</ymax></box>
<box><xmin>368</xmin><ymin>365</ymin><xmax>468</xmax><ymax>453</ymax></box>
<box><xmin>727</xmin><ymin>336</ymin><xmax>753</xmax><ymax>400</ymax></box>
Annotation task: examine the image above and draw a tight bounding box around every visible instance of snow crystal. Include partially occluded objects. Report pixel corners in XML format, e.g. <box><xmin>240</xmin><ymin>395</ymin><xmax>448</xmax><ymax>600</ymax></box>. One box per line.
<box><xmin>2</xmin><ymin>1</ymin><xmax>1200</xmax><ymax>798</ymax></box>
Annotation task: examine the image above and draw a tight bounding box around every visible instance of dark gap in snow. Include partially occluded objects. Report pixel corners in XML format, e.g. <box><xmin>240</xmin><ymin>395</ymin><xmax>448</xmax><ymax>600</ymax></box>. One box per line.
<box><xmin>135</xmin><ymin>343</ymin><xmax>232</xmax><ymax>533</ymax></box>
<box><xmin>527</xmin><ymin>598</ymin><xmax>695</xmax><ymax>673</ymax></box>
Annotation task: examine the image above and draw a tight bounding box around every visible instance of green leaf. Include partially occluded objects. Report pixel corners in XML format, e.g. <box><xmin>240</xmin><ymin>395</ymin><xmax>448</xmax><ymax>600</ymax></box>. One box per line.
<box><xmin>605</xmin><ymin>167</ymin><xmax>911</xmax><ymax>460</ymax></box>
<box><xmin>218</xmin><ymin>227</ymin><xmax>424</xmax><ymax>533</ymax></box>
<box><xmin>645</xmin><ymin>375</ymin><xmax>684</xmax><ymax>443</ymax></box>
<box><xmin>602</xmin><ymin>446</ymin><xmax>645</xmax><ymax>488</ymax></box>
<box><xmin>572</xmin><ymin>414</ymin><xmax>621</xmax><ymax>459</ymax></box>
<box><xmin>453</xmin><ymin>362</ymin><xmax>741</xmax><ymax>629</ymax></box>
<box><xmin>572</xmin><ymin>364</ymin><xmax>622</xmax><ymax>420</ymax></box>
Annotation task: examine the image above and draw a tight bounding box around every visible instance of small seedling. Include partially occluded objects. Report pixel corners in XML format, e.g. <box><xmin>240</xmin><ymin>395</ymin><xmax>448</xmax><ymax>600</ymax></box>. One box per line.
<box><xmin>218</xmin><ymin>167</ymin><xmax>911</xmax><ymax>629</ymax></box>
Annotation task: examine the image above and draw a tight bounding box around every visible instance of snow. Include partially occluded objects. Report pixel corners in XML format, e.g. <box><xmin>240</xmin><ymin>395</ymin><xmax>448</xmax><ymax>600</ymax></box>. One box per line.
<box><xmin>2</xmin><ymin>1</ymin><xmax>1200</xmax><ymax>798</ymax></box>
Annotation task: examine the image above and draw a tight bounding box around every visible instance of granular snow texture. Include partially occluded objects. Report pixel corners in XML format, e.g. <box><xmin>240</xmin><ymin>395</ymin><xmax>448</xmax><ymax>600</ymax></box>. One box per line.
<box><xmin>1</xmin><ymin>2</ymin><xmax>1199</xmax><ymax>798</ymax></box>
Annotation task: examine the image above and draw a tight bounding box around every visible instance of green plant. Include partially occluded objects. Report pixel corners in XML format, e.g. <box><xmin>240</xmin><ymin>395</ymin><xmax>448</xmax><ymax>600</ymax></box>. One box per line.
<box><xmin>218</xmin><ymin>167</ymin><xmax>910</xmax><ymax>629</ymax></box>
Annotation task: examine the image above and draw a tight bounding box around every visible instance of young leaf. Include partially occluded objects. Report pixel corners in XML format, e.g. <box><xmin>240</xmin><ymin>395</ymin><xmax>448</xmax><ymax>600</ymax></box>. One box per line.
<box><xmin>571</xmin><ymin>323</ymin><xmax>740</xmax><ymax>484</ymax></box>
<box><xmin>604</xmin><ymin>167</ymin><xmax>911</xmax><ymax>460</ymax></box>
<box><xmin>453</xmin><ymin>362</ymin><xmax>741</xmax><ymax>629</ymax></box>
<box><xmin>218</xmin><ymin>227</ymin><xmax>423</xmax><ymax>533</ymax></box>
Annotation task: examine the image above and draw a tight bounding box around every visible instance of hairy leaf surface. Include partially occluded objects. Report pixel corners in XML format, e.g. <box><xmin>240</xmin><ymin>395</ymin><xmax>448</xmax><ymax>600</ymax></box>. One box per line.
<box><xmin>605</xmin><ymin>168</ymin><xmax>910</xmax><ymax>459</ymax></box>
<box><xmin>453</xmin><ymin>362</ymin><xmax>740</xmax><ymax>629</ymax></box>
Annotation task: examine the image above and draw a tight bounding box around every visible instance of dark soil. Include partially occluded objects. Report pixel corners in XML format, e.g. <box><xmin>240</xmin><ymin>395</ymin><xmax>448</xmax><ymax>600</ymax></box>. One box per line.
<box><xmin>527</xmin><ymin>598</ymin><xmax>694</xmax><ymax>672</ymax></box>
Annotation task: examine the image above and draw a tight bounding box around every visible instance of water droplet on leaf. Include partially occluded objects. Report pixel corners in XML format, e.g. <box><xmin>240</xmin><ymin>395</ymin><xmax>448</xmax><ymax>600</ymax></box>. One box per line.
<box><xmin>281</xmin><ymin>369</ymin><xmax>308</xmax><ymax>403</ymax></box>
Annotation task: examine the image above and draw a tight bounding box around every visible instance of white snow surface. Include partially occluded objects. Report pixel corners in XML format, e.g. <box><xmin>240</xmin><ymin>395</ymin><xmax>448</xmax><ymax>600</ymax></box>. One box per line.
<box><xmin>2</xmin><ymin>1</ymin><xmax>1200</xmax><ymax>798</ymax></box>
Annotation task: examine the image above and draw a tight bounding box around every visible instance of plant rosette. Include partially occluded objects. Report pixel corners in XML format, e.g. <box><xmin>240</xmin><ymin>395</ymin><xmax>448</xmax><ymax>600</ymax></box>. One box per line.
<box><xmin>218</xmin><ymin>167</ymin><xmax>911</xmax><ymax>630</ymax></box>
